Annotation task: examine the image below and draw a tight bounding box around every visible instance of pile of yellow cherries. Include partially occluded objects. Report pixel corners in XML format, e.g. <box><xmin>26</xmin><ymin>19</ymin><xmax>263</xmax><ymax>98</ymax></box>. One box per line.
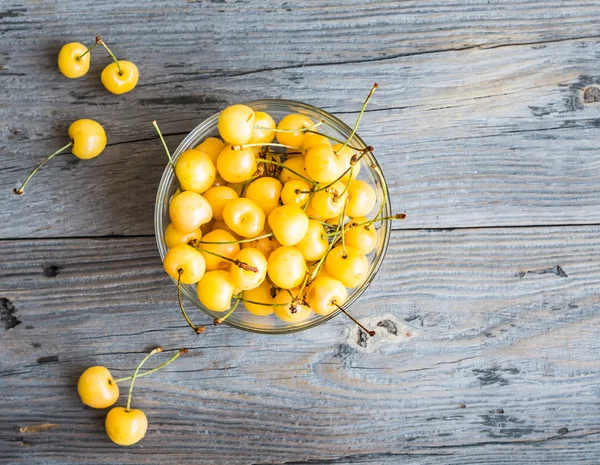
<box><xmin>160</xmin><ymin>85</ymin><xmax>402</xmax><ymax>333</ymax></box>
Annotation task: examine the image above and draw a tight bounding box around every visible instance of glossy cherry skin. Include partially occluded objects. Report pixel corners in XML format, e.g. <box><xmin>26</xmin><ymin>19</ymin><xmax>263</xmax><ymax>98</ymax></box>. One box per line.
<box><xmin>101</xmin><ymin>61</ymin><xmax>139</xmax><ymax>95</ymax></box>
<box><xmin>105</xmin><ymin>407</ymin><xmax>148</xmax><ymax>446</ymax></box>
<box><xmin>58</xmin><ymin>42</ymin><xmax>91</xmax><ymax>79</ymax></box>
<box><xmin>68</xmin><ymin>119</ymin><xmax>107</xmax><ymax>159</ymax></box>
<box><xmin>77</xmin><ymin>366</ymin><xmax>119</xmax><ymax>409</ymax></box>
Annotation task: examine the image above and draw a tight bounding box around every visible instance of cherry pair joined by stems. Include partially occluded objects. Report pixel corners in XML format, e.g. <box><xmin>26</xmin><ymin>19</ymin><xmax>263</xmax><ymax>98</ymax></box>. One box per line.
<box><xmin>58</xmin><ymin>36</ymin><xmax>139</xmax><ymax>94</ymax></box>
<box><xmin>77</xmin><ymin>347</ymin><xmax>186</xmax><ymax>446</ymax></box>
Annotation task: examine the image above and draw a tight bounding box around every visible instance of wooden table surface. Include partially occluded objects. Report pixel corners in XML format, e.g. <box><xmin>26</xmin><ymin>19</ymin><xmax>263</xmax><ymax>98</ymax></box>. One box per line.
<box><xmin>1</xmin><ymin>1</ymin><xmax>600</xmax><ymax>464</ymax></box>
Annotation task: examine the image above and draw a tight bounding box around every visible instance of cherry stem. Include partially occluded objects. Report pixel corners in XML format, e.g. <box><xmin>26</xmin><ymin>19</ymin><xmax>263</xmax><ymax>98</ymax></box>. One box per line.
<box><xmin>126</xmin><ymin>347</ymin><xmax>162</xmax><ymax>411</ymax></box>
<box><xmin>254</xmin><ymin>120</ymin><xmax>325</xmax><ymax>133</ymax></box>
<box><xmin>191</xmin><ymin>232</ymin><xmax>273</xmax><ymax>245</ymax></box>
<box><xmin>13</xmin><ymin>141</ymin><xmax>73</xmax><ymax>195</ymax></box>
<box><xmin>232</xmin><ymin>175</ymin><xmax>261</xmax><ymax>193</ymax></box>
<box><xmin>152</xmin><ymin>121</ymin><xmax>177</xmax><ymax>172</ymax></box>
<box><xmin>235</xmin><ymin>142</ymin><xmax>301</xmax><ymax>151</ymax></box>
<box><xmin>77</xmin><ymin>42</ymin><xmax>99</xmax><ymax>61</ymax></box>
<box><xmin>237</xmin><ymin>296</ymin><xmax>292</xmax><ymax>308</ymax></box>
<box><xmin>335</xmin><ymin>83</ymin><xmax>378</xmax><ymax>155</ymax></box>
<box><xmin>114</xmin><ymin>348</ymin><xmax>188</xmax><ymax>383</ymax></box>
<box><xmin>354</xmin><ymin>213</ymin><xmax>406</xmax><ymax>229</ymax></box>
<box><xmin>96</xmin><ymin>36</ymin><xmax>122</xmax><ymax>75</ymax></box>
<box><xmin>298</xmin><ymin>153</ymin><xmax>368</xmax><ymax>195</ymax></box>
<box><xmin>304</xmin><ymin>130</ymin><xmax>366</xmax><ymax>152</ymax></box>
<box><xmin>332</xmin><ymin>301</ymin><xmax>376</xmax><ymax>337</ymax></box>
<box><xmin>214</xmin><ymin>298</ymin><xmax>241</xmax><ymax>325</ymax></box>
<box><xmin>188</xmin><ymin>243</ymin><xmax>258</xmax><ymax>272</ymax></box>
<box><xmin>177</xmin><ymin>269</ymin><xmax>206</xmax><ymax>334</ymax></box>
<box><xmin>258</xmin><ymin>159</ymin><xmax>316</xmax><ymax>185</ymax></box>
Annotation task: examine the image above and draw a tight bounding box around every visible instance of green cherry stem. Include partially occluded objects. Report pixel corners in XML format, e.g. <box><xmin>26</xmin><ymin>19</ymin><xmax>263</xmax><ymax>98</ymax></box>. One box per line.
<box><xmin>303</xmin><ymin>130</ymin><xmax>367</xmax><ymax>153</ymax></box>
<box><xmin>114</xmin><ymin>348</ymin><xmax>188</xmax><ymax>383</ymax></box>
<box><xmin>13</xmin><ymin>141</ymin><xmax>73</xmax><ymax>195</ymax></box>
<box><xmin>254</xmin><ymin>120</ymin><xmax>325</xmax><ymax>133</ymax></box>
<box><xmin>335</xmin><ymin>83</ymin><xmax>378</xmax><ymax>155</ymax></box>
<box><xmin>177</xmin><ymin>269</ymin><xmax>206</xmax><ymax>334</ymax></box>
<box><xmin>96</xmin><ymin>36</ymin><xmax>122</xmax><ymax>75</ymax></box>
<box><xmin>152</xmin><ymin>121</ymin><xmax>176</xmax><ymax>172</ymax></box>
<box><xmin>332</xmin><ymin>301</ymin><xmax>376</xmax><ymax>337</ymax></box>
<box><xmin>258</xmin><ymin>159</ymin><xmax>316</xmax><ymax>185</ymax></box>
<box><xmin>213</xmin><ymin>297</ymin><xmax>241</xmax><ymax>325</ymax></box>
<box><xmin>77</xmin><ymin>42</ymin><xmax>99</xmax><ymax>61</ymax></box>
<box><xmin>191</xmin><ymin>232</ymin><xmax>274</xmax><ymax>245</ymax></box>
<box><xmin>236</xmin><ymin>142</ymin><xmax>302</xmax><ymax>151</ymax></box>
<box><xmin>126</xmin><ymin>347</ymin><xmax>162</xmax><ymax>412</ymax></box>
<box><xmin>188</xmin><ymin>242</ymin><xmax>259</xmax><ymax>272</ymax></box>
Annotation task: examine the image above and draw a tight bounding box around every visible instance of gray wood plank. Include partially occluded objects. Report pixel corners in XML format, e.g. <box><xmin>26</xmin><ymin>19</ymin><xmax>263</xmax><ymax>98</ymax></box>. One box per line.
<box><xmin>1</xmin><ymin>226</ymin><xmax>599</xmax><ymax>463</ymax></box>
<box><xmin>1</xmin><ymin>3</ymin><xmax>600</xmax><ymax>237</ymax></box>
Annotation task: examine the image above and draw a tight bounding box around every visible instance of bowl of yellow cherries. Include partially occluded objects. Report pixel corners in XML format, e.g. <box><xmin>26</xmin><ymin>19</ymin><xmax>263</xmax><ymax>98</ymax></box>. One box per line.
<box><xmin>155</xmin><ymin>86</ymin><xmax>401</xmax><ymax>335</ymax></box>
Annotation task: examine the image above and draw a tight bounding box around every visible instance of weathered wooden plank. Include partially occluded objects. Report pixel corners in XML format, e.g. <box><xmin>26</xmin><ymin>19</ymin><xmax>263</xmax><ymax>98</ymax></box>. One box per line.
<box><xmin>1</xmin><ymin>226</ymin><xmax>599</xmax><ymax>463</ymax></box>
<box><xmin>1</xmin><ymin>21</ymin><xmax>600</xmax><ymax>237</ymax></box>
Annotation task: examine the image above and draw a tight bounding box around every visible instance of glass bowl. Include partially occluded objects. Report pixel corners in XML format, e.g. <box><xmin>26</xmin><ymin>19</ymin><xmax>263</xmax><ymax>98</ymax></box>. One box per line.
<box><xmin>155</xmin><ymin>99</ymin><xmax>391</xmax><ymax>334</ymax></box>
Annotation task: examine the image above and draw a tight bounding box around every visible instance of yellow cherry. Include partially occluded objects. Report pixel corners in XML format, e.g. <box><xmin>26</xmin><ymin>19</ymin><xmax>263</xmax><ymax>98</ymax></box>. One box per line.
<box><xmin>273</xmin><ymin>287</ymin><xmax>312</xmax><ymax>323</ymax></box>
<box><xmin>169</xmin><ymin>191</ymin><xmax>213</xmax><ymax>233</ymax></box>
<box><xmin>203</xmin><ymin>186</ymin><xmax>238</xmax><ymax>220</ymax></box>
<box><xmin>163</xmin><ymin>244</ymin><xmax>206</xmax><ymax>284</ymax></box>
<box><xmin>229</xmin><ymin>248</ymin><xmax>267</xmax><ymax>291</ymax></box>
<box><xmin>218</xmin><ymin>104</ymin><xmax>256</xmax><ymax>145</ymax></box>
<box><xmin>267</xmin><ymin>246</ymin><xmax>306</xmax><ymax>289</ymax></box>
<box><xmin>303</xmin><ymin>201</ymin><xmax>328</xmax><ymax>221</ymax></box>
<box><xmin>280</xmin><ymin>179</ymin><xmax>311</xmax><ymax>207</ymax></box>
<box><xmin>195</xmin><ymin>137</ymin><xmax>225</xmax><ymax>164</ymax></box>
<box><xmin>305</xmin><ymin>144</ymin><xmax>344</xmax><ymax>184</ymax></box>
<box><xmin>306</xmin><ymin>277</ymin><xmax>348</xmax><ymax>316</ymax></box>
<box><xmin>295</xmin><ymin>219</ymin><xmax>328</xmax><ymax>261</ymax></box>
<box><xmin>164</xmin><ymin>223</ymin><xmax>203</xmax><ymax>249</ymax></box>
<box><xmin>245</xmin><ymin>177</ymin><xmax>283</xmax><ymax>217</ymax></box>
<box><xmin>217</xmin><ymin>145</ymin><xmax>257</xmax><ymax>183</ymax></box>
<box><xmin>333</xmin><ymin>143</ymin><xmax>361</xmax><ymax>183</ymax></box>
<box><xmin>308</xmin><ymin>181</ymin><xmax>348</xmax><ymax>219</ymax></box>
<box><xmin>105</xmin><ymin>407</ymin><xmax>148</xmax><ymax>446</ymax></box>
<box><xmin>211</xmin><ymin>219</ymin><xmax>241</xmax><ymax>239</ymax></box>
<box><xmin>196</xmin><ymin>229</ymin><xmax>240</xmax><ymax>271</ymax></box>
<box><xmin>251</xmin><ymin>111</ymin><xmax>276</xmax><ymax>144</ymax></box>
<box><xmin>77</xmin><ymin>366</ymin><xmax>119</xmax><ymax>409</ymax></box>
<box><xmin>325</xmin><ymin>245</ymin><xmax>369</xmax><ymax>288</ymax></box>
<box><xmin>278</xmin><ymin>156</ymin><xmax>310</xmax><ymax>184</ymax></box>
<box><xmin>222</xmin><ymin>198</ymin><xmax>265</xmax><ymax>238</ymax></box>
<box><xmin>58</xmin><ymin>42</ymin><xmax>91</xmax><ymax>79</ymax></box>
<box><xmin>275</xmin><ymin>114</ymin><xmax>314</xmax><ymax>147</ymax></box>
<box><xmin>302</xmin><ymin>133</ymin><xmax>331</xmax><ymax>151</ymax></box>
<box><xmin>345</xmin><ymin>217</ymin><xmax>378</xmax><ymax>254</ymax></box>
<box><xmin>101</xmin><ymin>61</ymin><xmax>139</xmax><ymax>95</ymax></box>
<box><xmin>241</xmin><ymin>229</ymin><xmax>281</xmax><ymax>260</ymax></box>
<box><xmin>242</xmin><ymin>281</ymin><xmax>274</xmax><ymax>316</ymax></box>
<box><xmin>197</xmin><ymin>270</ymin><xmax>236</xmax><ymax>311</ymax></box>
<box><xmin>69</xmin><ymin>119</ymin><xmax>107</xmax><ymax>159</ymax></box>
<box><xmin>268</xmin><ymin>205</ymin><xmax>309</xmax><ymax>247</ymax></box>
<box><xmin>175</xmin><ymin>149</ymin><xmax>216</xmax><ymax>193</ymax></box>
<box><xmin>346</xmin><ymin>180</ymin><xmax>376</xmax><ymax>218</ymax></box>
<box><xmin>211</xmin><ymin>172</ymin><xmax>228</xmax><ymax>187</ymax></box>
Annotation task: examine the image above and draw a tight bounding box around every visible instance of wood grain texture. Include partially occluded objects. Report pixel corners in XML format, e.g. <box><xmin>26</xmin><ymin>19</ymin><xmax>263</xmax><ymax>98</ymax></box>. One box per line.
<box><xmin>1</xmin><ymin>2</ymin><xmax>600</xmax><ymax>237</ymax></box>
<box><xmin>1</xmin><ymin>227</ymin><xmax>599</xmax><ymax>464</ymax></box>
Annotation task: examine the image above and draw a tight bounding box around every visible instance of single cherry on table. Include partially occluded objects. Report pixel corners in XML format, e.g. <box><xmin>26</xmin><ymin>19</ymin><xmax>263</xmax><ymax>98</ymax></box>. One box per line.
<box><xmin>13</xmin><ymin>119</ymin><xmax>106</xmax><ymax>196</ymax></box>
